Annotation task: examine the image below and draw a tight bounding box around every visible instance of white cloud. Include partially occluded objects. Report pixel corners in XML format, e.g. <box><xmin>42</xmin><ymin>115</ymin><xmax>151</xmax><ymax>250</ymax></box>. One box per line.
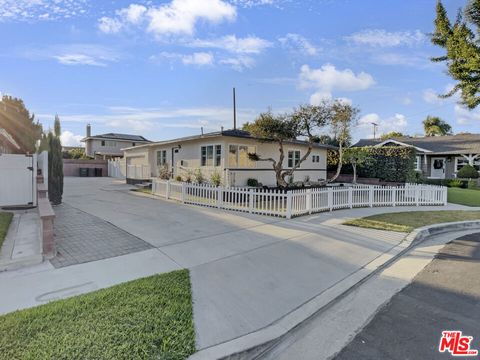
<box><xmin>0</xmin><ymin>0</ymin><xmax>88</xmax><ymax>21</ymax></box>
<box><xmin>346</xmin><ymin>29</ymin><xmax>426</xmax><ymax>47</ymax></box>
<box><xmin>278</xmin><ymin>33</ymin><xmax>318</xmax><ymax>56</ymax></box>
<box><xmin>24</xmin><ymin>44</ymin><xmax>120</xmax><ymax>66</ymax></box>
<box><xmin>220</xmin><ymin>56</ymin><xmax>255</xmax><ymax>71</ymax></box>
<box><xmin>454</xmin><ymin>104</ymin><xmax>480</xmax><ymax>125</ymax></box>
<box><xmin>300</xmin><ymin>64</ymin><xmax>375</xmax><ymax>100</ymax></box>
<box><xmin>423</xmin><ymin>88</ymin><xmax>442</xmax><ymax>104</ymax></box>
<box><xmin>190</xmin><ymin>35</ymin><xmax>272</xmax><ymax>54</ymax></box>
<box><xmin>152</xmin><ymin>51</ymin><xmax>214</xmax><ymax>66</ymax></box>
<box><xmin>230</xmin><ymin>0</ymin><xmax>277</xmax><ymax>7</ymax></box>
<box><xmin>54</xmin><ymin>54</ymin><xmax>105</xmax><ymax>66</ymax></box>
<box><xmin>60</xmin><ymin>130</ymin><xmax>84</xmax><ymax>147</ymax></box>
<box><xmin>99</xmin><ymin>0</ymin><xmax>236</xmax><ymax>37</ymax></box>
<box><xmin>182</xmin><ymin>52</ymin><xmax>214</xmax><ymax>66</ymax></box>
<box><xmin>356</xmin><ymin>113</ymin><xmax>408</xmax><ymax>139</ymax></box>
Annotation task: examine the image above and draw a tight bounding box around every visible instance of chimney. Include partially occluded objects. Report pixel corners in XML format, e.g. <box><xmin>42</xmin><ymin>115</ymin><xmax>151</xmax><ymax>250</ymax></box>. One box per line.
<box><xmin>201</xmin><ymin>127</ymin><xmax>204</xmax><ymax>136</ymax></box>
<box><xmin>86</xmin><ymin>123</ymin><xmax>91</xmax><ymax>137</ymax></box>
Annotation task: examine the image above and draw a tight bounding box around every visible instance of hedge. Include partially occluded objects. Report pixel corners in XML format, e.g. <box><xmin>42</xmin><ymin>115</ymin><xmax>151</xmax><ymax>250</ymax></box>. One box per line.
<box><xmin>328</xmin><ymin>146</ymin><xmax>416</xmax><ymax>182</ymax></box>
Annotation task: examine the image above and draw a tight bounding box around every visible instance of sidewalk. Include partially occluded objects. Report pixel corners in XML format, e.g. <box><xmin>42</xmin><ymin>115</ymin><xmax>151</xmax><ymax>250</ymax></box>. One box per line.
<box><xmin>0</xmin><ymin>210</ymin><xmax>42</xmax><ymax>271</ymax></box>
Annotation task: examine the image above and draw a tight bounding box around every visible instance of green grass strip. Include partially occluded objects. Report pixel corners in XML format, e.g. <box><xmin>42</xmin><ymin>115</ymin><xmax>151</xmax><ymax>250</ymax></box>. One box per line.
<box><xmin>0</xmin><ymin>270</ymin><xmax>196</xmax><ymax>360</ymax></box>
<box><xmin>0</xmin><ymin>212</ymin><xmax>13</xmax><ymax>249</ymax></box>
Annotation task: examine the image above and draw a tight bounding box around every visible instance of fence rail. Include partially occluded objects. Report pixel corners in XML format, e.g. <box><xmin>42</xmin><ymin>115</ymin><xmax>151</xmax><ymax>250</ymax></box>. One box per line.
<box><xmin>126</xmin><ymin>164</ymin><xmax>150</xmax><ymax>180</ymax></box>
<box><xmin>151</xmin><ymin>180</ymin><xmax>447</xmax><ymax>219</ymax></box>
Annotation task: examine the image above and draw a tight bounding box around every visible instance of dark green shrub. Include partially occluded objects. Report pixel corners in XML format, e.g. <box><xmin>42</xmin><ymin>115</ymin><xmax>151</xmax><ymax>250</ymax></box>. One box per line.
<box><xmin>247</xmin><ymin>178</ymin><xmax>259</xmax><ymax>187</ymax></box>
<box><xmin>457</xmin><ymin>165</ymin><xmax>479</xmax><ymax>179</ymax></box>
<box><xmin>424</xmin><ymin>178</ymin><xmax>450</xmax><ymax>187</ymax></box>
<box><xmin>48</xmin><ymin>133</ymin><xmax>63</xmax><ymax>205</ymax></box>
<box><xmin>468</xmin><ymin>179</ymin><xmax>478</xmax><ymax>189</ymax></box>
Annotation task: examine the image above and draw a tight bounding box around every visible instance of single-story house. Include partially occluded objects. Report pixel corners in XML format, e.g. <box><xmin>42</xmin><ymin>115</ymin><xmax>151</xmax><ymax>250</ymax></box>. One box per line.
<box><xmin>122</xmin><ymin>129</ymin><xmax>335</xmax><ymax>187</ymax></box>
<box><xmin>81</xmin><ymin>124</ymin><xmax>151</xmax><ymax>159</ymax></box>
<box><xmin>353</xmin><ymin>133</ymin><xmax>480</xmax><ymax>179</ymax></box>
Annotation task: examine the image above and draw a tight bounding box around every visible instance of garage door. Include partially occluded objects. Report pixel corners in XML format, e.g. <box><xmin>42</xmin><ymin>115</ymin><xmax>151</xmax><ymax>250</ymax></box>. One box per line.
<box><xmin>0</xmin><ymin>154</ymin><xmax>35</xmax><ymax>206</ymax></box>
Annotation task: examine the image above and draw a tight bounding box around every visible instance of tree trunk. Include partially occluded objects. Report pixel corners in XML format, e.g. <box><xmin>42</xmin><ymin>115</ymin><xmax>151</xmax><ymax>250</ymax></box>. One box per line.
<box><xmin>352</xmin><ymin>163</ymin><xmax>357</xmax><ymax>184</ymax></box>
<box><xmin>328</xmin><ymin>143</ymin><xmax>343</xmax><ymax>183</ymax></box>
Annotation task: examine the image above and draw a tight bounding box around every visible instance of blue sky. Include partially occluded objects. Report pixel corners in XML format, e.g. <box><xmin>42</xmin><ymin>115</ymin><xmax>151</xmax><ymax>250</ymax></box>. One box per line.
<box><xmin>0</xmin><ymin>0</ymin><xmax>477</xmax><ymax>146</ymax></box>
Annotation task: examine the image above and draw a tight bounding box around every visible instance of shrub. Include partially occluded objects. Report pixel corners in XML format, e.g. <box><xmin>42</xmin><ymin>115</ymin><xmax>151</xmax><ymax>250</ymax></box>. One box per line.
<box><xmin>457</xmin><ymin>165</ymin><xmax>479</xmax><ymax>179</ymax></box>
<box><xmin>424</xmin><ymin>178</ymin><xmax>450</xmax><ymax>187</ymax></box>
<box><xmin>175</xmin><ymin>175</ymin><xmax>182</xmax><ymax>182</ymax></box>
<box><xmin>468</xmin><ymin>179</ymin><xmax>478</xmax><ymax>189</ymax></box>
<box><xmin>158</xmin><ymin>164</ymin><xmax>170</xmax><ymax>180</ymax></box>
<box><xmin>210</xmin><ymin>171</ymin><xmax>222</xmax><ymax>186</ymax></box>
<box><xmin>247</xmin><ymin>178</ymin><xmax>259</xmax><ymax>187</ymax></box>
<box><xmin>194</xmin><ymin>169</ymin><xmax>204</xmax><ymax>184</ymax></box>
<box><xmin>304</xmin><ymin>175</ymin><xmax>310</xmax><ymax>184</ymax></box>
<box><xmin>448</xmin><ymin>179</ymin><xmax>463</xmax><ymax>188</ymax></box>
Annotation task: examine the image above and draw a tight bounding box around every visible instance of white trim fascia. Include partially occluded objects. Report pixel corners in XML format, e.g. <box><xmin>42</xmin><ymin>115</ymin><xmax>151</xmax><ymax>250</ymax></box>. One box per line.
<box><xmin>374</xmin><ymin>139</ymin><xmax>432</xmax><ymax>153</ymax></box>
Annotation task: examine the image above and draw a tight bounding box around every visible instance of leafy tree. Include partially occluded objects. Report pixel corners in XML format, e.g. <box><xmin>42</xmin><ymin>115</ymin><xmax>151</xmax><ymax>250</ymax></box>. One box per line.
<box><xmin>431</xmin><ymin>0</ymin><xmax>480</xmax><ymax>108</ymax></box>
<box><xmin>423</xmin><ymin>116</ymin><xmax>452</xmax><ymax>136</ymax></box>
<box><xmin>62</xmin><ymin>148</ymin><xmax>87</xmax><ymax>159</ymax></box>
<box><xmin>0</xmin><ymin>95</ymin><xmax>42</xmax><ymax>153</ymax></box>
<box><xmin>48</xmin><ymin>117</ymin><xmax>64</xmax><ymax>205</ymax></box>
<box><xmin>379</xmin><ymin>131</ymin><xmax>406</xmax><ymax>140</ymax></box>
<box><xmin>328</xmin><ymin>101</ymin><xmax>360</xmax><ymax>183</ymax></box>
<box><xmin>244</xmin><ymin>100</ymin><xmax>358</xmax><ymax>187</ymax></box>
<box><xmin>244</xmin><ymin>103</ymin><xmax>332</xmax><ymax>187</ymax></box>
<box><xmin>342</xmin><ymin>147</ymin><xmax>368</xmax><ymax>183</ymax></box>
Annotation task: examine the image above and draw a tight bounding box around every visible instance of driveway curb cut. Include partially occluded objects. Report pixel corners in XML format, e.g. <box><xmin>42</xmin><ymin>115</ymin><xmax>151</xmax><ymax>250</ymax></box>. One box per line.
<box><xmin>189</xmin><ymin>220</ymin><xmax>480</xmax><ymax>360</ymax></box>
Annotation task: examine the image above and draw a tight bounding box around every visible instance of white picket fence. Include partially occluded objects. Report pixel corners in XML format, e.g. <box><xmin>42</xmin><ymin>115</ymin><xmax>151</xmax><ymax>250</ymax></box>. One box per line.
<box><xmin>151</xmin><ymin>180</ymin><xmax>447</xmax><ymax>219</ymax></box>
<box><xmin>108</xmin><ymin>159</ymin><xmax>126</xmax><ymax>178</ymax></box>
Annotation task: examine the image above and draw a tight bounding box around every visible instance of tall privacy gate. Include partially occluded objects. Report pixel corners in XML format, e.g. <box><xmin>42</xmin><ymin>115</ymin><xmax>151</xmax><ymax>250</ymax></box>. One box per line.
<box><xmin>152</xmin><ymin>180</ymin><xmax>448</xmax><ymax>219</ymax></box>
<box><xmin>0</xmin><ymin>154</ymin><xmax>37</xmax><ymax>206</ymax></box>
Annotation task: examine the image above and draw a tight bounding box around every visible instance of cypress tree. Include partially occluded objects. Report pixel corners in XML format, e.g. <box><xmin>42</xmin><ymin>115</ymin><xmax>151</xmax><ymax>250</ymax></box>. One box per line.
<box><xmin>48</xmin><ymin>117</ymin><xmax>64</xmax><ymax>205</ymax></box>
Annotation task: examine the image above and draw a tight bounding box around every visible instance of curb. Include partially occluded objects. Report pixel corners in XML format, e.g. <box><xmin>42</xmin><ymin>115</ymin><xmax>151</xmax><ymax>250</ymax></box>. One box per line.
<box><xmin>189</xmin><ymin>220</ymin><xmax>480</xmax><ymax>360</ymax></box>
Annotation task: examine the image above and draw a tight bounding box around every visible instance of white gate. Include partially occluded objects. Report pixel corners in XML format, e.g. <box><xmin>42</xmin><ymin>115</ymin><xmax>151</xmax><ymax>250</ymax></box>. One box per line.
<box><xmin>0</xmin><ymin>154</ymin><xmax>36</xmax><ymax>206</ymax></box>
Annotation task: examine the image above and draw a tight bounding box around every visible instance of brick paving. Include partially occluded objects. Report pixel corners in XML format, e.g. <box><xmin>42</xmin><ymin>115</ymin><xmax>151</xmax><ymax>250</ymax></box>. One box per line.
<box><xmin>50</xmin><ymin>203</ymin><xmax>153</xmax><ymax>268</ymax></box>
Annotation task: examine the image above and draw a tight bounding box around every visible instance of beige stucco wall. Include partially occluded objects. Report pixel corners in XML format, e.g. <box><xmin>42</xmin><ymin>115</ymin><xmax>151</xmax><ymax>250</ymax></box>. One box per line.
<box><xmin>123</xmin><ymin>135</ymin><xmax>328</xmax><ymax>186</ymax></box>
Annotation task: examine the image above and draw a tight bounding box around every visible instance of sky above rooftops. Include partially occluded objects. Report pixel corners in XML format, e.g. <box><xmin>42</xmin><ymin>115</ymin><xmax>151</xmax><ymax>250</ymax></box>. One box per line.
<box><xmin>0</xmin><ymin>0</ymin><xmax>476</xmax><ymax>146</ymax></box>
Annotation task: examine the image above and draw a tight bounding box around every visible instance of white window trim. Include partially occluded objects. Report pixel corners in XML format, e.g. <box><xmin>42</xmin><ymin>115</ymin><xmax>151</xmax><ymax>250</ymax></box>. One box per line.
<box><xmin>414</xmin><ymin>155</ymin><xmax>421</xmax><ymax>171</ymax></box>
<box><xmin>200</xmin><ymin>144</ymin><xmax>222</xmax><ymax>167</ymax></box>
<box><xmin>228</xmin><ymin>143</ymin><xmax>257</xmax><ymax>169</ymax></box>
<box><xmin>287</xmin><ymin>149</ymin><xmax>301</xmax><ymax>168</ymax></box>
<box><xmin>156</xmin><ymin>149</ymin><xmax>167</xmax><ymax>166</ymax></box>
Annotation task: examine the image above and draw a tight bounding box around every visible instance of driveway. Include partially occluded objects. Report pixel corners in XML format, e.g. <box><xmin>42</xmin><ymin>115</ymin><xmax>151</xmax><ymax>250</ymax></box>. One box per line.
<box><xmin>60</xmin><ymin>177</ymin><xmax>444</xmax><ymax>349</ymax></box>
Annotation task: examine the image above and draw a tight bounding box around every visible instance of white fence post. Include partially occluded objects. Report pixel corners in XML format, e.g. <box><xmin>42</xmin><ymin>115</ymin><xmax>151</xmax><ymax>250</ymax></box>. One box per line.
<box><xmin>286</xmin><ymin>191</ymin><xmax>292</xmax><ymax>219</ymax></box>
<box><xmin>348</xmin><ymin>187</ymin><xmax>353</xmax><ymax>209</ymax></box>
<box><xmin>392</xmin><ymin>187</ymin><xmax>396</xmax><ymax>207</ymax></box>
<box><xmin>306</xmin><ymin>189</ymin><xmax>312</xmax><ymax>214</ymax></box>
<box><xmin>249</xmin><ymin>189</ymin><xmax>254</xmax><ymax>213</ymax></box>
<box><xmin>328</xmin><ymin>187</ymin><xmax>333</xmax><ymax>211</ymax></box>
<box><xmin>369</xmin><ymin>186</ymin><xmax>373</xmax><ymax>207</ymax></box>
<box><xmin>415</xmin><ymin>187</ymin><xmax>419</xmax><ymax>206</ymax></box>
<box><xmin>443</xmin><ymin>186</ymin><xmax>448</xmax><ymax>205</ymax></box>
<box><xmin>166</xmin><ymin>180</ymin><xmax>170</xmax><ymax>200</ymax></box>
<box><xmin>217</xmin><ymin>187</ymin><xmax>223</xmax><ymax>209</ymax></box>
<box><xmin>181</xmin><ymin>182</ymin><xmax>186</xmax><ymax>204</ymax></box>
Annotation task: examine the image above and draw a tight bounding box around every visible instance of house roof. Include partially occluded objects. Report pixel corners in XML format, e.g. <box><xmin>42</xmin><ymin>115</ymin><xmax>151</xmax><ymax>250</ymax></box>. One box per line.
<box><xmin>352</xmin><ymin>134</ymin><xmax>480</xmax><ymax>155</ymax></box>
<box><xmin>122</xmin><ymin>129</ymin><xmax>338</xmax><ymax>151</ymax></box>
<box><xmin>81</xmin><ymin>133</ymin><xmax>151</xmax><ymax>142</ymax></box>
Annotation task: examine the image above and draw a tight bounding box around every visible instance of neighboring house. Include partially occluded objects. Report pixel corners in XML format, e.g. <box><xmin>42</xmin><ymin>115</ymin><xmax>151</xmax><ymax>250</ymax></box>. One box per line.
<box><xmin>122</xmin><ymin>129</ymin><xmax>334</xmax><ymax>187</ymax></box>
<box><xmin>353</xmin><ymin>134</ymin><xmax>480</xmax><ymax>179</ymax></box>
<box><xmin>81</xmin><ymin>124</ymin><xmax>151</xmax><ymax>159</ymax></box>
<box><xmin>0</xmin><ymin>128</ymin><xmax>21</xmax><ymax>154</ymax></box>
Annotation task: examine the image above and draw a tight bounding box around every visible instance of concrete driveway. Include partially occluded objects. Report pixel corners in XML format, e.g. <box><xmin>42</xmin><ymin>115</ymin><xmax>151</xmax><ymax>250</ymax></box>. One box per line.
<box><xmin>60</xmin><ymin>177</ymin><xmax>471</xmax><ymax>350</ymax></box>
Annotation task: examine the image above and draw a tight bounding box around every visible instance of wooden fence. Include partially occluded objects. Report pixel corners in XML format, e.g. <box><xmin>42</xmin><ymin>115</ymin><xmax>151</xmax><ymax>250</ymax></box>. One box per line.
<box><xmin>151</xmin><ymin>180</ymin><xmax>447</xmax><ymax>219</ymax></box>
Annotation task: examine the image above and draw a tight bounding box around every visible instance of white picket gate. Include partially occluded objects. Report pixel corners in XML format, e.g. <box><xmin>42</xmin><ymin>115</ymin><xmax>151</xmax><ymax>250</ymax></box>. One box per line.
<box><xmin>151</xmin><ymin>179</ymin><xmax>448</xmax><ymax>219</ymax></box>
<box><xmin>108</xmin><ymin>159</ymin><xmax>126</xmax><ymax>178</ymax></box>
<box><xmin>126</xmin><ymin>164</ymin><xmax>150</xmax><ymax>180</ymax></box>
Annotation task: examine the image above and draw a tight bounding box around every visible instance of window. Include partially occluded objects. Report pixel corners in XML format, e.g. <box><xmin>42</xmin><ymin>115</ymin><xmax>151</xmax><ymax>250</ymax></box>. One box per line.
<box><xmin>455</xmin><ymin>157</ymin><xmax>469</xmax><ymax>172</ymax></box>
<box><xmin>101</xmin><ymin>140</ymin><xmax>117</xmax><ymax>147</ymax></box>
<box><xmin>413</xmin><ymin>156</ymin><xmax>421</xmax><ymax>171</ymax></box>
<box><xmin>288</xmin><ymin>150</ymin><xmax>301</xmax><ymax>168</ymax></box>
<box><xmin>228</xmin><ymin>144</ymin><xmax>256</xmax><ymax>168</ymax></box>
<box><xmin>157</xmin><ymin>150</ymin><xmax>167</xmax><ymax>166</ymax></box>
<box><xmin>312</xmin><ymin>155</ymin><xmax>320</xmax><ymax>163</ymax></box>
<box><xmin>132</xmin><ymin>142</ymin><xmax>136</xmax><ymax>147</ymax></box>
<box><xmin>201</xmin><ymin>145</ymin><xmax>221</xmax><ymax>166</ymax></box>
<box><xmin>101</xmin><ymin>140</ymin><xmax>105</xmax><ymax>146</ymax></box>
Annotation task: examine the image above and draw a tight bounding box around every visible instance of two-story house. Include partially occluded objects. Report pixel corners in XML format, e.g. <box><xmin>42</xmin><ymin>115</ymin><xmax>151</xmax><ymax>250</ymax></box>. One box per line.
<box><xmin>81</xmin><ymin>124</ymin><xmax>151</xmax><ymax>159</ymax></box>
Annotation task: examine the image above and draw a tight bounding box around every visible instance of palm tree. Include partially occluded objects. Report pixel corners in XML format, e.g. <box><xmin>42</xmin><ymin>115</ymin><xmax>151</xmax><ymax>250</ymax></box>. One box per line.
<box><xmin>423</xmin><ymin>116</ymin><xmax>452</xmax><ymax>136</ymax></box>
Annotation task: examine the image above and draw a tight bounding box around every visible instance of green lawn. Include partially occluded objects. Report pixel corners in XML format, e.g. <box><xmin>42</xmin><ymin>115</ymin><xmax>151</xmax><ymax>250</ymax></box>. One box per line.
<box><xmin>448</xmin><ymin>187</ymin><xmax>480</xmax><ymax>207</ymax></box>
<box><xmin>0</xmin><ymin>270</ymin><xmax>196</xmax><ymax>360</ymax></box>
<box><xmin>344</xmin><ymin>210</ymin><xmax>480</xmax><ymax>233</ymax></box>
<box><xmin>0</xmin><ymin>212</ymin><xmax>13</xmax><ymax>249</ymax></box>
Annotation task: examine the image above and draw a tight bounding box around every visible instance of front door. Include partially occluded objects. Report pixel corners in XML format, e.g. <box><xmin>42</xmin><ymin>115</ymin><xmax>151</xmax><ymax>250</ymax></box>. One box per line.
<box><xmin>431</xmin><ymin>157</ymin><xmax>446</xmax><ymax>179</ymax></box>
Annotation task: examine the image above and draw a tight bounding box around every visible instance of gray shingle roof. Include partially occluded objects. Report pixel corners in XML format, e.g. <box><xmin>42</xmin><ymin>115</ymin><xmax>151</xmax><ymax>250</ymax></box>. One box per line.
<box><xmin>85</xmin><ymin>133</ymin><xmax>151</xmax><ymax>142</ymax></box>
<box><xmin>352</xmin><ymin>134</ymin><xmax>480</xmax><ymax>154</ymax></box>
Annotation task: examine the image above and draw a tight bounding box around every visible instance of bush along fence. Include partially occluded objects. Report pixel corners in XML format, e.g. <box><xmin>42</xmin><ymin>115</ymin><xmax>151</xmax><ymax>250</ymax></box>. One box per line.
<box><xmin>151</xmin><ymin>180</ymin><xmax>447</xmax><ymax>219</ymax></box>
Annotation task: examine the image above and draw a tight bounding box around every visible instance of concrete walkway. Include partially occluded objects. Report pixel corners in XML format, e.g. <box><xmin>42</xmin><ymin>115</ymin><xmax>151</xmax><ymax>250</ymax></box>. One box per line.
<box><xmin>0</xmin><ymin>210</ymin><xmax>42</xmax><ymax>271</ymax></box>
<box><xmin>0</xmin><ymin>177</ymin><xmax>477</xmax><ymax>351</ymax></box>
